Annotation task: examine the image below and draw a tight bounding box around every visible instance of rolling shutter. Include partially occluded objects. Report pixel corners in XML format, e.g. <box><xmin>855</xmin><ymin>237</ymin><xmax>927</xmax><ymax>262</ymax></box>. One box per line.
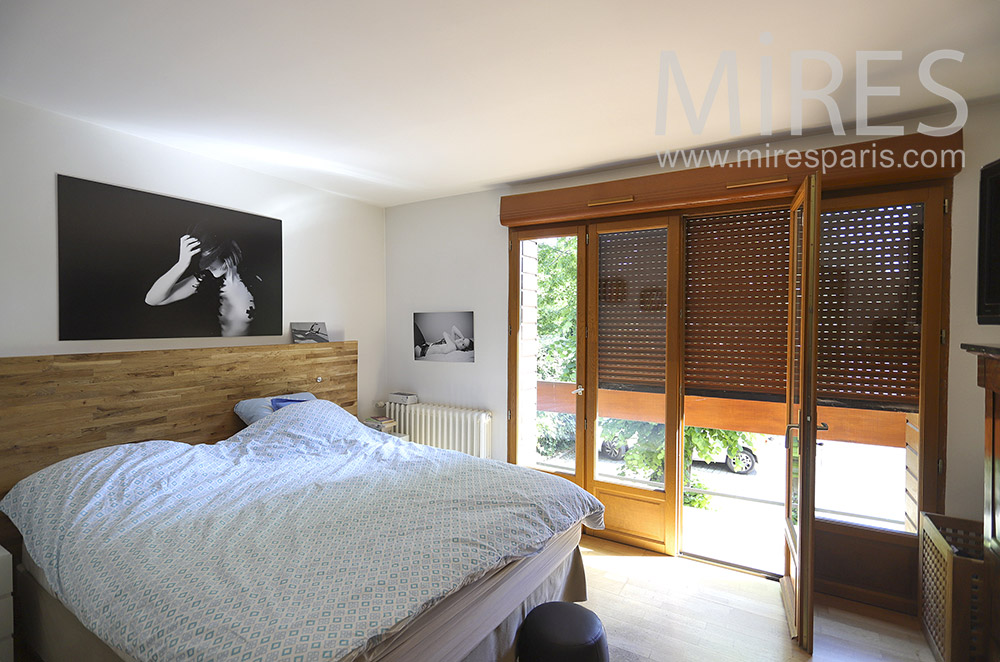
<box><xmin>683</xmin><ymin>203</ymin><xmax>923</xmax><ymax>412</ymax></box>
<box><xmin>816</xmin><ymin>203</ymin><xmax>923</xmax><ymax>411</ymax></box>
<box><xmin>685</xmin><ymin>209</ymin><xmax>790</xmax><ymax>402</ymax></box>
<box><xmin>597</xmin><ymin>227</ymin><xmax>669</xmax><ymax>393</ymax></box>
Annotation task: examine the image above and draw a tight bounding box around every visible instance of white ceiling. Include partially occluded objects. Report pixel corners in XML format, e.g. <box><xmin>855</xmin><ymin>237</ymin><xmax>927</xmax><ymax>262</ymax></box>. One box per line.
<box><xmin>1</xmin><ymin>1</ymin><xmax>998</xmax><ymax>207</ymax></box>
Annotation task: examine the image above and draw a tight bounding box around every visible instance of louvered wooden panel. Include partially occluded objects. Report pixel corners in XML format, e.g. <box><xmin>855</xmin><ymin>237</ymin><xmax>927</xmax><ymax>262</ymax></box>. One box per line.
<box><xmin>816</xmin><ymin>203</ymin><xmax>923</xmax><ymax>410</ymax></box>
<box><xmin>685</xmin><ymin>208</ymin><xmax>789</xmax><ymax>400</ymax></box>
<box><xmin>684</xmin><ymin>203</ymin><xmax>923</xmax><ymax>410</ymax></box>
<box><xmin>597</xmin><ymin>227</ymin><xmax>669</xmax><ymax>392</ymax></box>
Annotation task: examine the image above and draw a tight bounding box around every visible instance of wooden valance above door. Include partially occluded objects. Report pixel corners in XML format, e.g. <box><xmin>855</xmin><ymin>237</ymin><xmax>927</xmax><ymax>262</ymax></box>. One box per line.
<box><xmin>499</xmin><ymin>132</ymin><xmax>964</xmax><ymax>227</ymax></box>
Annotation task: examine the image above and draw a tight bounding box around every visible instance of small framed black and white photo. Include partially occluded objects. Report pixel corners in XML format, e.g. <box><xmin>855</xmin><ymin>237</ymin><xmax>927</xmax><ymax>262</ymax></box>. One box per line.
<box><xmin>291</xmin><ymin>322</ymin><xmax>330</xmax><ymax>343</ymax></box>
<box><xmin>413</xmin><ymin>311</ymin><xmax>474</xmax><ymax>362</ymax></box>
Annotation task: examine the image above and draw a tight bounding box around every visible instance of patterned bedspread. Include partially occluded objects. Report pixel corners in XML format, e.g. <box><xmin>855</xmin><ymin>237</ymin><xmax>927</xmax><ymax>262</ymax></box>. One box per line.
<box><xmin>0</xmin><ymin>399</ymin><xmax>604</xmax><ymax>661</ymax></box>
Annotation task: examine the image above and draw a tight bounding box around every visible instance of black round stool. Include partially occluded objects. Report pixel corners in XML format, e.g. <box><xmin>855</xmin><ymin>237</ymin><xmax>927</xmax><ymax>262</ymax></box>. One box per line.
<box><xmin>517</xmin><ymin>601</ymin><xmax>609</xmax><ymax>662</ymax></box>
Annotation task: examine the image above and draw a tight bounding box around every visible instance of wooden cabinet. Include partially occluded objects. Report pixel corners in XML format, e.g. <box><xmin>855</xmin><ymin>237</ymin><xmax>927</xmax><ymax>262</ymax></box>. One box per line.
<box><xmin>962</xmin><ymin>344</ymin><xmax>1000</xmax><ymax>661</ymax></box>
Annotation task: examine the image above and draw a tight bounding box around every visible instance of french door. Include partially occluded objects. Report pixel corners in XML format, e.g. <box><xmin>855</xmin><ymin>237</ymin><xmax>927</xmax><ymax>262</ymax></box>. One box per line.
<box><xmin>508</xmin><ymin>174</ymin><xmax>825</xmax><ymax>625</ymax></box>
<box><xmin>782</xmin><ymin>173</ymin><xmax>822</xmax><ymax>652</ymax></box>
<box><xmin>506</xmin><ymin>157</ymin><xmax>951</xmax><ymax>629</ymax></box>
<box><xmin>508</xmin><ymin>217</ymin><xmax>684</xmax><ymax>554</ymax></box>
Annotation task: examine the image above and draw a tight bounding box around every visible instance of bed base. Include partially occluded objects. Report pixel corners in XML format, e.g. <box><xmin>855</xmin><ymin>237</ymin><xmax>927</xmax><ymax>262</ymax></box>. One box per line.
<box><xmin>14</xmin><ymin>526</ymin><xmax>586</xmax><ymax>662</ymax></box>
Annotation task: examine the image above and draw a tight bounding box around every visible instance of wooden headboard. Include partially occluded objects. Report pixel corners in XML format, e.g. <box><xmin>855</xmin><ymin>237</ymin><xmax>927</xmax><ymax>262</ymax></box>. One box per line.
<box><xmin>0</xmin><ymin>341</ymin><xmax>358</xmax><ymax>553</ymax></box>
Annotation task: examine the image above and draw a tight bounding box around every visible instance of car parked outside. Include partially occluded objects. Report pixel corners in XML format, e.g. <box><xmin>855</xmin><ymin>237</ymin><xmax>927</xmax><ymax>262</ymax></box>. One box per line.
<box><xmin>600</xmin><ymin>439</ymin><xmax>758</xmax><ymax>474</ymax></box>
<box><xmin>692</xmin><ymin>444</ymin><xmax>757</xmax><ymax>474</ymax></box>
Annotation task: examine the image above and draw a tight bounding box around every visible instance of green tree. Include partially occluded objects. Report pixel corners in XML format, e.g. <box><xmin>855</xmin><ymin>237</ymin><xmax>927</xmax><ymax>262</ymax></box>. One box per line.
<box><xmin>536</xmin><ymin>237</ymin><xmax>577</xmax><ymax>383</ymax></box>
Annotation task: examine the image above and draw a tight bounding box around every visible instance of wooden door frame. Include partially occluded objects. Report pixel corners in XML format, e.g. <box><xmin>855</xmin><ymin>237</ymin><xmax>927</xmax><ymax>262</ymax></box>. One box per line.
<box><xmin>503</xmin><ymin>134</ymin><xmax>959</xmax><ymax>602</ymax></box>
<box><xmin>507</xmin><ymin>216</ymin><xmax>686</xmax><ymax>555</ymax></box>
<box><xmin>807</xmin><ymin>182</ymin><xmax>950</xmax><ymax>615</ymax></box>
<box><xmin>501</xmin><ymin>133</ymin><xmax>959</xmax><ymax>526</ymax></box>
<box><xmin>666</xmin><ymin>183</ymin><xmax>948</xmax><ymax>614</ymax></box>
<box><xmin>507</xmin><ymin>187</ymin><xmax>951</xmax><ymax>549</ymax></box>
<box><xmin>781</xmin><ymin>173</ymin><xmax>821</xmax><ymax>652</ymax></box>
<box><xmin>507</xmin><ymin>225</ymin><xmax>587</xmax><ymax>487</ymax></box>
<box><xmin>820</xmin><ymin>182</ymin><xmax>951</xmax><ymax>517</ymax></box>
<box><xmin>582</xmin><ymin>215</ymin><xmax>684</xmax><ymax>555</ymax></box>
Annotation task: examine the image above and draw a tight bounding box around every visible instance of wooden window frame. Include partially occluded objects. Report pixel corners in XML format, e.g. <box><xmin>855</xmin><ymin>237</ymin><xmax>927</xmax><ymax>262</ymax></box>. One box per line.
<box><xmin>500</xmin><ymin>132</ymin><xmax>963</xmax><ymax>228</ymax></box>
<box><xmin>504</xmin><ymin>133</ymin><xmax>959</xmax><ymax>521</ymax></box>
<box><xmin>506</xmin><ymin>225</ymin><xmax>588</xmax><ymax>484</ymax></box>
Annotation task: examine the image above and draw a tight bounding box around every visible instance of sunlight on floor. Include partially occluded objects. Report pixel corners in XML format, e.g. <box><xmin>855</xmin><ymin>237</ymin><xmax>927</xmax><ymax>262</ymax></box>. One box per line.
<box><xmin>679</xmin><ymin>436</ymin><xmax>907</xmax><ymax>576</ymax></box>
<box><xmin>578</xmin><ymin>535</ymin><xmax>935</xmax><ymax>662</ymax></box>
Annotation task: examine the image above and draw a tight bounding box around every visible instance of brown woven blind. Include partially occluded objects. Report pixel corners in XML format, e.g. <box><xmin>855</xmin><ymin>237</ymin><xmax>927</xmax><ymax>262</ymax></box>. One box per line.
<box><xmin>816</xmin><ymin>203</ymin><xmax>923</xmax><ymax>410</ymax></box>
<box><xmin>685</xmin><ymin>209</ymin><xmax>790</xmax><ymax>401</ymax></box>
<box><xmin>684</xmin><ymin>203</ymin><xmax>923</xmax><ymax>411</ymax></box>
<box><xmin>597</xmin><ymin>227</ymin><xmax>669</xmax><ymax>393</ymax></box>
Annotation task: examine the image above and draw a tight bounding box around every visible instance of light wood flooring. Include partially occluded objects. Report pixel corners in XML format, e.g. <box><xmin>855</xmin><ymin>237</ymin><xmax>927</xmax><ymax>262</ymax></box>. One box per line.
<box><xmin>578</xmin><ymin>535</ymin><xmax>935</xmax><ymax>661</ymax></box>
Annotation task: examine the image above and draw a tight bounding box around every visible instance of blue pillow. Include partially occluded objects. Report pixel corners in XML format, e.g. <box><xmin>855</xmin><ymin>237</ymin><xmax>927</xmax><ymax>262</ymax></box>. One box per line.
<box><xmin>271</xmin><ymin>397</ymin><xmax>306</xmax><ymax>410</ymax></box>
<box><xmin>234</xmin><ymin>392</ymin><xmax>316</xmax><ymax>425</ymax></box>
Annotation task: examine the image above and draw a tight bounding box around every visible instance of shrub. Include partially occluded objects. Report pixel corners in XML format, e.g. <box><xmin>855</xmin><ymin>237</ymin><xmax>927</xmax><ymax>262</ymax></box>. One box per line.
<box><xmin>535</xmin><ymin>411</ymin><xmax>575</xmax><ymax>458</ymax></box>
<box><xmin>599</xmin><ymin>419</ymin><xmax>755</xmax><ymax>508</ymax></box>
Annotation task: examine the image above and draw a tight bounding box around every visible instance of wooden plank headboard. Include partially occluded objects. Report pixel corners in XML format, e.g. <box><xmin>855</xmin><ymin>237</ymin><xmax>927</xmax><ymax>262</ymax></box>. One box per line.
<box><xmin>0</xmin><ymin>341</ymin><xmax>358</xmax><ymax>553</ymax></box>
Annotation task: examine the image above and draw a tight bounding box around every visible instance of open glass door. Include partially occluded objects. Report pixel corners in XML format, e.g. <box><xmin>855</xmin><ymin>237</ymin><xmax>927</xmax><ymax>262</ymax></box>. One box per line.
<box><xmin>781</xmin><ymin>173</ymin><xmax>822</xmax><ymax>653</ymax></box>
<box><xmin>510</xmin><ymin>227</ymin><xmax>586</xmax><ymax>484</ymax></box>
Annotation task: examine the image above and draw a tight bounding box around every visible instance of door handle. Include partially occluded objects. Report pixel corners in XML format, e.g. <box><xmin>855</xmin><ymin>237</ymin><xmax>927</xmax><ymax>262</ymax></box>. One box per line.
<box><xmin>784</xmin><ymin>423</ymin><xmax>798</xmax><ymax>449</ymax></box>
<box><xmin>785</xmin><ymin>422</ymin><xmax>828</xmax><ymax>449</ymax></box>
<box><xmin>571</xmin><ymin>385</ymin><xmax>584</xmax><ymax>396</ymax></box>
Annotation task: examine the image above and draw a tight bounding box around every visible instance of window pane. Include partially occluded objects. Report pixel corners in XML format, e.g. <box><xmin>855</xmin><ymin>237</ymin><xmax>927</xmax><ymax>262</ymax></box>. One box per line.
<box><xmin>595</xmin><ymin>227</ymin><xmax>668</xmax><ymax>490</ymax></box>
<box><xmin>517</xmin><ymin>236</ymin><xmax>577</xmax><ymax>474</ymax></box>
<box><xmin>814</xmin><ymin>203</ymin><xmax>924</xmax><ymax>531</ymax></box>
<box><xmin>815</xmin><ymin>439</ymin><xmax>906</xmax><ymax>531</ymax></box>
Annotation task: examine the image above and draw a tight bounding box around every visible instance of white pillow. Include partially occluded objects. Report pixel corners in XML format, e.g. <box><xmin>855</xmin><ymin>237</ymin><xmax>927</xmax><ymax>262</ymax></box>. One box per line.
<box><xmin>234</xmin><ymin>392</ymin><xmax>316</xmax><ymax>425</ymax></box>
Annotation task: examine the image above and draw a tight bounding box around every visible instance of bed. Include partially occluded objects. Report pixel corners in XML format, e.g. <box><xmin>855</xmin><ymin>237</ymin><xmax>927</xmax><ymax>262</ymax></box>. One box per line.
<box><xmin>0</xmin><ymin>343</ymin><xmax>603</xmax><ymax>662</ymax></box>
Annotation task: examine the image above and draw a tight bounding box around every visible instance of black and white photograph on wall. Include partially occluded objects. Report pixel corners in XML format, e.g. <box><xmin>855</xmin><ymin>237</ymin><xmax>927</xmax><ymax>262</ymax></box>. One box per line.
<box><xmin>57</xmin><ymin>175</ymin><xmax>282</xmax><ymax>340</ymax></box>
<box><xmin>291</xmin><ymin>322</ymin><xmax>330</xmax><ymax>343</ymax></box>
<box><xmin>413</xmin><ymin>311</ymin><xmax>475</xmax><ymax>362</ymax></box>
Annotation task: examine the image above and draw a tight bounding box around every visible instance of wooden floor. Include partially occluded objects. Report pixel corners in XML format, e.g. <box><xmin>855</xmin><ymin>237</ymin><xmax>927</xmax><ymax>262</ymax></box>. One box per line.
<box><xmin>578</xmin><ymin>535</ymin><xmax>936</xmax><ymax>661</ymax></box>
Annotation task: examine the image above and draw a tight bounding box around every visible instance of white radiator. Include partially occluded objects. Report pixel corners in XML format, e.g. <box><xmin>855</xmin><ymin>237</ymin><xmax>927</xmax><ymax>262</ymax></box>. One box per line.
<box><xmin>385</xmin><ymin>402</ymin><xmax>492</xmax><ymax>458</ymax></box>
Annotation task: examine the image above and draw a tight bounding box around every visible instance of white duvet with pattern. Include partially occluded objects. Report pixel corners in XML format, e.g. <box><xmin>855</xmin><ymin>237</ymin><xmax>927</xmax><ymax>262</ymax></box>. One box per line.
<box><xmin>0</xmin><ymin>399</ymin><xmax>604</xmax><ymax>662</ymax></box>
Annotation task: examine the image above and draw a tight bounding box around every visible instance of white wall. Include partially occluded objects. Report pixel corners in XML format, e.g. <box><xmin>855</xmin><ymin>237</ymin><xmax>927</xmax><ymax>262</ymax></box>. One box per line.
<box><xmin>0</xmin><ymin>96</ymin><xmax>387</xmax><ymax>418</ymax></box>
<box><xmin>384</xmin><ymin>98</ymin><xmax>1000</xmax><ymax>515</ymax></box>
<box><xmin>385</xmin><ymin>191</ymin><xmax>510</xmax><ymax>459</ymax></box>
<box><xmin>946</xmin><ymin>98</ymin><xmax>1000</xmax><ymax>519</ymax></box>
